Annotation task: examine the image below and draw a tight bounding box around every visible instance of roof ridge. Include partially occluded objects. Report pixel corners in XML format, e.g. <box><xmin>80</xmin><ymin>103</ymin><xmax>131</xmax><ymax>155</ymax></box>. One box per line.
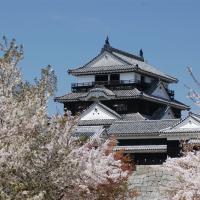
<box><xmin>109</xmin><ymin>46</ymin><xmax>144</xmax><ymax>62</ymax></box>
<box><xmin>97</xmin><ymin>101</ymin><xmax>121</xmax><ymax>118</ymax></box>
<box><xmin>121</xmin><ymin>112</ymin><xmax>147</xmax><ymax>120</ymax></box>
<box><xmin>122</xmin><ymin>112</ymin><xmax>145</xmax><ymax>116</ymax></box>
<box><xmin>113</xmin><ymin>118</ymin><xmax>180</xmax><ymax>124</ymax></box>
<box><xmin>108</xmin><ymin>49</ymin><xmax>131</xmax><ymax>65</ymax></box>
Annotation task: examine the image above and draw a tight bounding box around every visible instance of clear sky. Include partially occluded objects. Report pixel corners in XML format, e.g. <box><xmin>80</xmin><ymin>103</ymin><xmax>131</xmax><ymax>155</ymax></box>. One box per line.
<box><xmin>1</xmin><ymin>0</ymin><xmax>200</xmax><ymax>115</ymax></box>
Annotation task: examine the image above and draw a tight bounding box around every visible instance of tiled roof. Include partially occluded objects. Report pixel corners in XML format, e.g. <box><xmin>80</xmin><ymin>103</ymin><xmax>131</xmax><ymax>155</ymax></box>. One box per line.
<box><xmin>108</xmin><ymin>119</ymin><xmax>180</xmax><ymax>136</ymax></box>
<box><xmin>54</xmin><ymin>88</ymin><xmax>189</xmax><ymax>110</ymax></box>
<box><xmin>159</xmin><ymin>130</ymin><xmax>200</xmax><ymax>138</ymax></box>
<box><xmin>78</xmin><ymin>119</ymin><xmax>116</xmax><ymax>126</ymax></box>
<box><xmin>69</xmin><ymin>64</ymin><xmax>177</xmax><ymax>83</ymax></box>
<box><xmin>54</xmin><ymin>88</ymin><xmax>141</xmax><ymax>102</ymax></box>
<box><xmin>106</xmin><ymin>45</ymin><xmax>144</xmax><ymax>62</ymax></box>
<box><xmin>68</xmin><ymin>45</ymin><xmax>177</xmax><ymax>83</ymax></box>
<box><xmin>122</xmin><ymin>112</ymin><xmax>148</xmax><ymax>121</ymax></box>
<box><xmin>78</xmin><ymin>112</ymin><xmax>149</xmax><ymax>126</ymax></box>
<box><xmin>112</xmin><ymin>51</ymin><xmax>176</xmax><ymax>82</ymax></box>
<box><xmin>88</xmin><ymin>87</ymin><xmax>115</xmax><ymax>96</ymax></box>
<box><xmin>158</xmin><ymin>112</ymin><xmax>200</xmax><ymax>137</ymax></box>
<box><xmin>79</xmin><ymin>86</ymin><xmax>116</xmax><ymax>101</ymax></box>
<box><xmin>113</xmin><ymin>145</ymin><xmax>167</xmax><ymax>153</ymax></box>
<box><xmin>54</xmin><ymin>92</ymin><xmax>83</xmax><ymax>102</ymax></box>
<box><xmin>113</xmin><ymin>88</ymin><xmax>141</xmax><ymax>98</ymax></box>
<box><xmin>161</xmin><ymin>128</ymin><xmax>200</xmax><ymax>133</ymax></box>
<box><xmin>70</xmin><ymin>64</ymin><xmax>133</xmax><ymax>73</ymax></box>
<box><xmin>141</xmin><ymin>93</ymin><xmax>189</xmax><ymax>110</ymax></box>
<box><xmin>73</xmin><ymin>125</ymin><xmax>104</xmax><ymax>137</ymax></box>
<box><xmin>160</xmin><ymin>112</ymin><xmax>200</xmax><ymax>134</ymax></box>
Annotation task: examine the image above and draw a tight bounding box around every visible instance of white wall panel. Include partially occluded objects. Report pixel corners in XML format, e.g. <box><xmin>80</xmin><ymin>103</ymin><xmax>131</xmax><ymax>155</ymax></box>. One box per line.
<box><xmin>120</xmin><ymin>72</ymin><xmax>135</xmax><ymax>81</ymax></box>
<box><xmin>76</xmin><ymin>75</ymin><xmax>95</xmax><ymax>83</ymax></box>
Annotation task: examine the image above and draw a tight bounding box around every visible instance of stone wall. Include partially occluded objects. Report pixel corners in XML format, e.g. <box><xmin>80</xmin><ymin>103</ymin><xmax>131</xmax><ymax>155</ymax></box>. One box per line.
<box><xmin>128</xmin><ymin>165</ymin><xmax>176</xmax><ymax>200</ymax></box>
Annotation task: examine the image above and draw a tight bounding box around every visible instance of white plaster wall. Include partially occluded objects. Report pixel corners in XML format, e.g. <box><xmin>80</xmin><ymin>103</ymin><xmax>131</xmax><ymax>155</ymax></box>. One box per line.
<box><xmin>120</xmin><ymin>72</ymin><xmax>135</xmax><ymax>81</ymax></box>
<box><xmin>76</xmin><ymin>75</ymin><xmax>95</xmax><ymax>83</ymax></box>
<box><xmin>81</xmin><ymin>105</ymin><xmax>117</xmax><ymax>120</ymax></box>
<box><xmin>179</xmin><ymin>118</ymin><xmax>200</xmax><ymax>129</ymax></box>
<box><xmin>162</xmin><ymin>110</ymin><xmax>175</xmax><ymax>119</ymax></box>
<box><xmin>92</xmin><ymin>53</ymin><xmax>123</xmax><ymax>67</ymax></box>
<box><xmin>145</xmin><ymin>76</ymin><xmax>152</xmax><ymax>83</ymax></box>
<box><xmin>152</xmin><ymin>85</ymin><xmax>169</xmax><ymax>99</ymax></box>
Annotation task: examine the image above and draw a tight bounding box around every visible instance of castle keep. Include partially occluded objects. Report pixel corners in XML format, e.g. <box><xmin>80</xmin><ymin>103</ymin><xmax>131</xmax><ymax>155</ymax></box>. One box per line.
<box><xmin>55</xmin><ymin>38</ymin><xmax>200</xmax><ymax>164</ymax></box>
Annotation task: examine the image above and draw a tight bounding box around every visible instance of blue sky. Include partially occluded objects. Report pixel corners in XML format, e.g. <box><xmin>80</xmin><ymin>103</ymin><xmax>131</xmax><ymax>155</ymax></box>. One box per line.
<box><xmin>1</xmin><ymin>0</ymin><xmax>200</xmax><ymax>115</ymax></box>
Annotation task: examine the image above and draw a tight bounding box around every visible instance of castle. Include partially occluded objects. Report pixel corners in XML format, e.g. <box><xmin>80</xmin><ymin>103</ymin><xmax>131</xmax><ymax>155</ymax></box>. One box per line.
<box><xmin>55</xmin><ymin>38</ymin><xmax>200</xmax><ymax>165</ymax></box>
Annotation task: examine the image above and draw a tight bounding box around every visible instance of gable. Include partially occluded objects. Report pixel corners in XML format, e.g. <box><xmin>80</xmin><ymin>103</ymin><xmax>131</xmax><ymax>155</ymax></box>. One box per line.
<box><xmin>179</xmin><ymin>118</ymin><xmax>200</xmax><ymax>129</ymax></box>
<box><xmin>87</xmin><ymin>52</ymin><xmax>126</xmax><ymax>68</ymax></box>
<box><xmin>83</xmin><ymin>89</ymin><xmax>114</xmax><ymax>101</ymax></box>
<box><xmin>151</xmin><ymin>83</ymin><xmax>170</xmax><ymax>100</ymax></box>
<box><xmin>171</xmin><ymin>116</ymin><xmax>200</xmax><ymax>130</ymax></box>
<box><xmin>80</xmin><ymin>104</ymin><xmax>119</xmax><ymax>121</ymax></box>
<box><xmin>84</xmin><ymin>91</ymin><xmax>110</xmax><ymax>101</ymax></box>
<box><xmin>161</xmin><ymin>107</ymin><xmax>175</xmax><ymax>119</ymax></box>
<box><xmin>80</xmin><ymin>87</ymin><xmax>115</xmax><ymax>101</ymax></box>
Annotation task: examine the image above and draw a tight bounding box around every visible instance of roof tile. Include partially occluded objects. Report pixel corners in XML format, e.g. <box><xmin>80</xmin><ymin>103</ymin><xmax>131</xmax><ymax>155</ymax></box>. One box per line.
<box><xmin>108</xmin><ymin>119</ymin><xmax>180</xmax><ymax>136</ymax></box>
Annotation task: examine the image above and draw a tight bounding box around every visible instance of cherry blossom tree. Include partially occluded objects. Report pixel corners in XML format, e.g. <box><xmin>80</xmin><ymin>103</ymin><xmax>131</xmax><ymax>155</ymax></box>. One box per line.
<box><xmin>161</xmin><ymin>68</ymin><xmax>200</xmax><ymax>200</ymax></box>
<box><xmin>0</xmin><ymin>37</ymin><xmax>134</xmax><ymax>200</ymax></box>
<box><xmin>162</xmin><ymin>152</ymin><xmax>200</xmax><ymax>200</ymax></box>
<box><xmin>186</xmin><ymin>67</ymin><xmax>200</xmax><ymax>106</ymax></box>
<box><xmin>71</xmin><ymin>135</ymin><xmax>135</xmax><ymax>200</ymax></box>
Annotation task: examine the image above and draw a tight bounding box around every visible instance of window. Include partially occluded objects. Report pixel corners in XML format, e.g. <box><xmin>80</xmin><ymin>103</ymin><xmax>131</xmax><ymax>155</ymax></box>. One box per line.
<box><xmin>110</xmin><ymin>74</ymin><xmax>120</xmax><ymax>81</ymax></box>
<box><xmin>95</xmin><ymin>75</ymin><xmax>108</xmax><ymax>83</ymax></box>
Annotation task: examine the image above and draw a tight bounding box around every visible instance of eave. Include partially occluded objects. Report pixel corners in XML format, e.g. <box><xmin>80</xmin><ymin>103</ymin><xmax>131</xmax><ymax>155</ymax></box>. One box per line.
<box><xmin>113</xmin><ymin>145</ymin><xmax>167</xmax><ymax>153</ymax></box>
<box><xmin>68</xmin><ymin>65</ymin><xmax>178</xmax><ymax>84</ymax></box>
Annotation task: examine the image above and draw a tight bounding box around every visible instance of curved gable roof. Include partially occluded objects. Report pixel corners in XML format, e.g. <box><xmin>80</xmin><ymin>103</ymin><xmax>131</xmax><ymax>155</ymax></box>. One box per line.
<box><xmin>160</xmin><ymin>112</ymin><xmax>200</xmax><ymax>136</ymax></box>
<box><xmin>68</xmin><ymin>44</ymin><xmax>178</xmax><ymax>83</ymax></box>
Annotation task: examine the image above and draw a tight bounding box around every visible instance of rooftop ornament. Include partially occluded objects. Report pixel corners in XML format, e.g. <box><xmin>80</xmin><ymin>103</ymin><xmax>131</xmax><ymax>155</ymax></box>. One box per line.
<box><xmin>140</xmin><ymin>49</ymin><xmax>144</xmax><ymax>58</ymax></box>
<box><xmin>101</xmin><ymin>36</ymin><xmax>111</xmax><ymax>52</ymax></box>
<box><xmin>105</xmin><ymin>36</ymin><xmax>110</xmax><ymax>46</ymax></box>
